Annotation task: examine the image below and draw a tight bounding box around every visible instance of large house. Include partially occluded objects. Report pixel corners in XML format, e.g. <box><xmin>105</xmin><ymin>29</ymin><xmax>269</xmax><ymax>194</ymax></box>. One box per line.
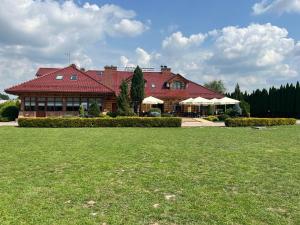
<box><xmin>5</xmin><ymin>64</ymin><xmax>223</xmax><ymax>117</ymax></box>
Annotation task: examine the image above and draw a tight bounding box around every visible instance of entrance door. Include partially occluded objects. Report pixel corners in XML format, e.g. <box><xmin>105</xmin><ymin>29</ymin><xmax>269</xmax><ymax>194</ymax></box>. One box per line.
<box><xmin>112</xmin><ymin>103</ymin><xmax>117</xmax><ymax>112</ymax></box>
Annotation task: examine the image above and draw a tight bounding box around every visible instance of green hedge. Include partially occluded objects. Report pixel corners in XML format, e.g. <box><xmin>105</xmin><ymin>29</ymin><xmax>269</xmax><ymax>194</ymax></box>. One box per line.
<box><xmin>225</xmin><ymin>117</ymin><xmax>296</xmax><ymax>127</ymax></box>
<box><xmin>18</xmin><ymin>117</ymin><xmax>182</xmax><ymax>128</ymax></box>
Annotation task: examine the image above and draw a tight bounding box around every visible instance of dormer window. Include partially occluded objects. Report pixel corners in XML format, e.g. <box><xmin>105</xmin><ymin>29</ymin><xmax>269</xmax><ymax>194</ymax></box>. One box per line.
<box><xmin>172</xmin><ymin>81</ymin><xmax>185</xmax><ymax>89</ymax></box>
<box><xmin>56</xmin><ymin>75</ymin><xmax>63</xmax><ymax>80</ymax></box>
<box><xmin>70</xmin><ymin>75</ymin><xmax>77</xmax><ymax>80</ymax></box>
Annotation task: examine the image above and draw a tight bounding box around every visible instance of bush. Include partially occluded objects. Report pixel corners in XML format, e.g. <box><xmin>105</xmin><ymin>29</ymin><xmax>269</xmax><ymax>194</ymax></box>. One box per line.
<box><xmin>217</xmin><ymin>114</ymin><xmax>230</xmax><ymax>121</ymax></box>
<box><xmin>148</xmin><ymin>108</ymin><xmax>161</xmax><ymax>117</ymax></box>
<box><xmin>0</xmin><ymin>101</ymin><xmax>19</xmax><ymax>121</ymax></box>
<box><xmin>79</xmin><ymin>104</ymin><xmax>85</xmax><ymax>117</ymax></box>
<box><xmin>0</xmin><ymin>117</ymin><xmax>10</xmax><ymax>122</ymax></box>
<box><xmin>18</xmin><ymin>117</ymin><xmax>182</xmax><ymax>128</ymax></box>
<box><xmin>88</xmin><ymin>101</ymin><xmax>100</xmax><ymax>117</ymax></box>
<box><xmin>107</xmin><ymin>111</ymin><xmax>118</xmax><ymax>118</ymax></box>
<box><xmin>225</xmin><ymin>118</ymin><xmax>296</xmax><ymax>127</ymax></box>
<box><xmin>226</xmin><ymin>104</ymin><xmax>242</xmax><ymax>117</ymax></box>
<box><xmin>240</xmin><ymin>100</ymin><xmax>250</xmax><ymax>117</ymax></box>
<box><xmin>203</xmin><ymin>115</ymin><xmax>219</xmax><ymax>122</ymax></box>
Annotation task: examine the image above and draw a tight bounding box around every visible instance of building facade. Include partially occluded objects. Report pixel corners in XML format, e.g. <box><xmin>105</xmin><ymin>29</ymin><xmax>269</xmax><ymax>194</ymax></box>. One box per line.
<box><xmin>5</xmin><ymin>64</ymin><xmax>223</xmax><ymax>117</ymax></box>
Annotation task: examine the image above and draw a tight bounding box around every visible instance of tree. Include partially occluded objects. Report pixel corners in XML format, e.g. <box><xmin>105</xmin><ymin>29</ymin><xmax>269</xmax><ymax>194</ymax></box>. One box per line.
<box><xmin>117</xmin><ymin>80</ymin><xmax>134</xmax><ymax>116</ymax></box>
<box><xmin>232</xmin><ymin>83</ymin><xmax>243</xmax><ymax>101</ymax></box>
<box><xmin>88</xmin><ymin>101</ymin><xmax>100</xmax><ymax>117</ymax></box>
<box><xmin>204</xmin><ymin>80</ymin><xmax>226</xmax><ymax>94</ymax></box>
<box><xmin>0</xmin><ymin>93</ymin><xmax>9</xmax><ymax>100</ymax></box>
<box><xmin>130</xmin><ymin>66</ymin><xmax>145</xmax><ymax>114</ymax></box>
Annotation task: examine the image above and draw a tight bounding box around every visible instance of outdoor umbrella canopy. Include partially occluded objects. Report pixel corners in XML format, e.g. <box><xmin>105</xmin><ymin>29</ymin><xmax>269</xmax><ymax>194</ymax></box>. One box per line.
<box><xmin>191</xmin><ymin>97</ymin><xmax>213</xmax><ymax>105</ymax></box>
<box><xmin>179</xmin><ymin>98</ymin><xmax>194</xmax><ymax>105</ymax></box>
<box><xmin>142</xmin><ymin>96</ymin><xmax>164</xmax><ymax>104</ymax></box>
<box><xmin>218</xmin><ymin>97</ymin><xmax>240</xmax><ymax>105</ymax></box>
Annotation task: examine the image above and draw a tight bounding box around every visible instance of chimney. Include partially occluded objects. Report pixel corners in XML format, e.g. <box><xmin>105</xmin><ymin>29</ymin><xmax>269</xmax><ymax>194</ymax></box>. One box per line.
<box><xmin>161</xmin><ymin>65</ymin><xmax>171</xmax><ymax>75</ymax></box>
<box><xmin>80</xmin><ymin>67</ymin><xmax>85</xmax><ymax>72</ymax></box>
<box><xmin>104</xmin><ymin>65</ymin><xmax>117</xmax><ymax>71</ymax></box>
<box><xmin>70</xmin><ymin>63</ymin><xmax>77</xmax><ymax>69</ymax></box>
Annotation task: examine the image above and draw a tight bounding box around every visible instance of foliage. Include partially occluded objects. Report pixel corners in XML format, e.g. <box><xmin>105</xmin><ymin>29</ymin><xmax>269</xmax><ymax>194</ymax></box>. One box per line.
<box><xmin>240</xmin><ymin>100</ymin><xmax>250</xmax><ymax>117</ymax></box>
<box><xmin>217</xmin><ymin>114</ymin><xmax>230</xmax><ymax>121</ymax></box>
<box><xmin>130</xmin><ymin>66</ymin><xmax>145</xmax><ymax>114</ymax></box>
<box><xmin>107</xmin><ymin>111</ymin><xmax>118</xmax><ymax>118</ymax></box>
<box><xmin>203</xmin><ymin>115</ymin><xmax>219</xmax><ymax>122</ymax></box>
<box><xmin>117</xmin><ymin>80</ymin><xmax>134</xmax><ymax>116</ymax></box>
<box><xmin>228</xmin><ymin>81</ymin><xmax>300</xmax><ymax>118</ymax></box>
<box><xmin>226</xmin><ymin>104</ymin><xmax>242</xmax><ymax>117</ymax></box>
<box><xmin>204</xmin><ymin>80</ymin><xmax>226</xmax><ymax>94</ymax></box>
<box><xmin>0</xmin><ymin>100</ymin><xmax>19</xmax><ymax>121</ymax></box>
<box><xmin>0</xmin><ymin>126</ymin><xmax>299</xmax><ymax>224</ymax></box>
<box><xmin>0</xmin><ymin>93</ymin><xmax>9</xmax><ymax>100</ymax></box>
<box><xmin>18</xmin><ymin>117</ymin><xmax>182</xmax><ymax>127</ymax></box>
<box><xmin>88</xmin><ymin>101</ymin><xmax>100</xmax><ymax>117</ymax></box>
<box><xmin>79</xmin><ymin>104</ymin><xmax>85</xmax><ymax>117</ymax></box>
<box><xmin>0</xmin><ymin>117</ymin><xmax>10</xmax><ymax>122</ymax></box>
<box><xmin>232</xmin><ymin>83</ymin><xmax>244</xmax><ymax>101</ymax></box>
<box><xmin>225</xmin><ymin>117</ymin><xmax>296</xmax><ymax>127</ymax></box>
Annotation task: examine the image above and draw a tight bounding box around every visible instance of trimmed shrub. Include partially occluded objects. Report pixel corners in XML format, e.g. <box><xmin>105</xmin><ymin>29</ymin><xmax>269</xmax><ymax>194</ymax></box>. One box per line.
<box><xmin>0</xmin><ymin>117</ymin><xmax>10</xmax><ymax>122</ymax></box>
<box><xmin>226</xmin><ymin>104</ymin><xmax>242</xmax><ymax>117</ymax></box>
<box><xmin>18</xmin><ymin>117</ymin><xmax>182</xmax><ymax>128</ymax></box>
<box><xmin>79</xmin><ymin>104</ymin><xmax>85</xmax><ymax>117</ymax></box>
<box><xmin>225</xmin><ymin>117</ymin><xmax>296</xmax><ymax>127</ymax></box>
<box><xmin>217</xmin><ymin>114</ymin><xmax>230</xmax><ymax>121</ymax></box>
<box><xmin>161</xmin><ymin>113</ymin><xmax>173</xmax><ymax>117</ymax></box>
<box><xmin>203</xmin><ymin>115</ymin><xmax>219</xmax><ymax>122</ymax></box>
<box><xmin>0</xmin><ymin>101</ymin><xmax>19</xmax><ymax>121</ymax></box>
<box><xmin>107</xmin><ymin>111</ymin><xmax>118</xmax><ymax>118</ymax></box>
<box><xmin>88</xmin><ymin>101</ymin><xmax>100</xmax><ymax>117</ymax></box>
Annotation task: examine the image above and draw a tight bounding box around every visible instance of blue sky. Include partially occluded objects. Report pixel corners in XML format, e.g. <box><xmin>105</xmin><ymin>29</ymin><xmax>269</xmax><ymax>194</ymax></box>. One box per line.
<box><xmin>1</xmin><ymin>0</ymin><xmax>300</xmax><ymax>93</ymax></box>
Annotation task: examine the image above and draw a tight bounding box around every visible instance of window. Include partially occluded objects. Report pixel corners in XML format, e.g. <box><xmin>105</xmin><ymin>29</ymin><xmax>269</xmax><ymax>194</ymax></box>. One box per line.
<box><xmin>172</xmin><ymin>81</ymin><xmax>185</xmax><ymax>89</ymax></box>
<box><xmin>70</xmin><ymin>75</ymin><xmax>77</xmax><ymax>80</ymax></box>
<box><xmin>37</xmin><ymin>97</ymin><xmax>46</xmax><ymax>111</ymax></box>
<box><xmin>67</xmin><ymin>97</ymin><xmax>80</xmax><ymax>111</ymax></box>
<box><xmin>151</xmin><ymin>83</ymin><xmax>156</xmax><ymax>88</ymax></box>
<box><xmin>56</xmin><ymin>75</ymin><xmax>63</xmax><ymax>80</ymax></box>
<box><xmin>47</xmin><ymin>97</ymin><xmax>62</xmax><ymax>111</ymax></box>
<box><xmin>24</xmin><ymin>97</ymin><xmax>36</xmax><ymax>111</ymax></box>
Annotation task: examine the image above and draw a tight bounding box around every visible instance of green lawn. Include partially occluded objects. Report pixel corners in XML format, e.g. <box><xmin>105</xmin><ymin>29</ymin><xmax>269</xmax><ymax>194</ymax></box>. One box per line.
<box><xmin>0</xmin><ymin>126</ymin><xmax>299</xmax><ymax>225</ymax></box>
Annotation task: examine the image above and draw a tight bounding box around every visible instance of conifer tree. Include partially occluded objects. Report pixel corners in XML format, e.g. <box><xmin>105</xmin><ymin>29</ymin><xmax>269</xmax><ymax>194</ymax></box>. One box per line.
<box><xmin>117</xmin><ymin>80</ymin><xmax>134</xmax><ymax>116</ymax></box>
<box><xmin>130</xmin><ymin>66</ymin><xmax>145</xmax><ymax>114</ymax></box>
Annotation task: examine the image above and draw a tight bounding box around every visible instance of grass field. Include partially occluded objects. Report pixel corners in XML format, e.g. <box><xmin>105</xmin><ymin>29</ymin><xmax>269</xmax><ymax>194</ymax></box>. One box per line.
<box><xmin>0</xmin><ymin>126</ymin><xmax>299</xmax><ymax>225</ymax></box>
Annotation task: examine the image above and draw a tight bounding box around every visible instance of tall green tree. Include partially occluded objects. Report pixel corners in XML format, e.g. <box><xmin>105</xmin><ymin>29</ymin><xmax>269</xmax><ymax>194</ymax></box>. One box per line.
<box><xmin>204</xmin><ymin>80</ymin><xmax>226</xmax><ymax>94</ymax></box>
<box><xmin>130</xmin><ymin>66</ymin><xmax>145</xmax><ymax>114</ymax></box>
<box><xmin>117</xmin><ymin>80</ymin><xmax>134</xmax><ymax>116</ymax></box>
<box><xmin>232</xmin><ymin>83</ymin><xmax>244</xmax><ymax>101</ymax></box>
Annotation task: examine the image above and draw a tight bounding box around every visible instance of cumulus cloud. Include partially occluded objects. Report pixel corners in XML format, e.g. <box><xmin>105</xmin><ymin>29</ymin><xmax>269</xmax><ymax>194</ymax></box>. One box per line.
<box><xmin>162</xmin><ymin>31</ymin><xmax>206</xmax><ymax>51</ymax></box>
<box><xmin>253</xmin><ymin>0</ymin><xmax>300</xmax><ymax>15</ymax></box>
<box><xmin>0</xmin><ymin>0</ymin><xmax>148</xmax><ymax>93</ymax></box>
<box><xmin>153</xmin><ymin>23</ymin><xmax>299</xmax><ymax>90</ymax></box>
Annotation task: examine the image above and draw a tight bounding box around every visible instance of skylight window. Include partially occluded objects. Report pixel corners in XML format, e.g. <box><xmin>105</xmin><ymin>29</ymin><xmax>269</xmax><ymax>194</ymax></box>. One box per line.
<box><xmin>70</xmin><ymin>75</ymin><xmax>77</xmax><ymax>80</ymax></box>
<box><xmin>56</xmin><ymin>75</ymin><xmax>63</xmax><ymax>80</ymax></box>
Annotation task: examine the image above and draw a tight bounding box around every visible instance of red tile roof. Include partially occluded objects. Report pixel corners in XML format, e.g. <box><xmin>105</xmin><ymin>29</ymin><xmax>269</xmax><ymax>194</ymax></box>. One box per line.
<box><xmin>86</xmin><ymin>70</ymin><xmax>223</xmax><ymax>99</ymax></box>
<box><xmin>6</xmin><ymin>65</ymin><xmax>223</xmax><ymax>99</ymax></box>
<box><xmin>5</xmin><ymin>65</ymin><xmax>114</xmax><ymax>94</ymax></box>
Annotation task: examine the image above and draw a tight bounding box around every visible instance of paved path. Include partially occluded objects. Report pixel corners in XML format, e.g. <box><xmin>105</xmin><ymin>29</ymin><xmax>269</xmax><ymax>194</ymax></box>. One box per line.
<box><xmin>0</xmin><ymin>121</ymin><xmax>18</xmax><ymax>126</ymax></box>
<box><xmin>297</xmin><ymin>120</ymin><xmax>300</xmax><ymax>125</ymax></box>
<box><xmin>181</xmin><ymin>118</ymin><xmax>225</xmax><ymax>127</ymax></box>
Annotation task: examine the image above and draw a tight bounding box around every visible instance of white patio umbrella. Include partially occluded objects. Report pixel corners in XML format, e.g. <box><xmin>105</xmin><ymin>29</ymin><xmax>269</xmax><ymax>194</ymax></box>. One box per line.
<box><xmin>142</xmin><ymin>96</ymin><xmax>164</xmax><ymax>112</ymax></box>
<box><xmin>179</xmin><ymin>98</ymin><xmax>194</xmax><ymax>105</ymax></box>
<box><xmin>191</xmin><ymin>97</ymin><xmax>213</xmax><ymax>106</ymax></box>
<box><xmin>142</xmin><ymin>96</ymin><xmax>164</xmax><ymax>104</ymax></box>
<box><xmin>218</xmin><ymin>97</ymin><xmax>240</xmax><ymax>112</ymax></box>
<box><xmin>218</xmin><ymin>97</ymin><xmax>240</xmax><ymax>105</ymax></box>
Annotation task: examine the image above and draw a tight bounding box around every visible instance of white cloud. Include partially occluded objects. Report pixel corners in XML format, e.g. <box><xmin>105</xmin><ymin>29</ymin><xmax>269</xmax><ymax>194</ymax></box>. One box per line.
<box><xmin>0</xmin><ymin>0</ymin><xmax>148</xmax><ymax>93</ymax></box>
<box><xmin>162</xmin><ymin>31</ymin><xmax>206</xmax><ymax>51</ymax></box>
<box><xmin>136</xmin><ymin>47</ymin><xmax>152</xmax><ymax>67</ymax></box>
<box><xmin>253</xmin><ymin>0</ymin><xmax>300</xmax><ymax>15</ymax></box>
<box><xmin>151</xmin><ymin>23</ymin><xmax>299</xmax><ymax>90</ymax></box>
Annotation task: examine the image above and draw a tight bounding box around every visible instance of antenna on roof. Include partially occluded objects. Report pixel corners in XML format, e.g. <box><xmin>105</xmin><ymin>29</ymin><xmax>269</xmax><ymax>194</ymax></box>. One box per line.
<box><xmin>65</xmin><ymin>52</ymin><xmax>71</xmax><ymax>64</ymax></box>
